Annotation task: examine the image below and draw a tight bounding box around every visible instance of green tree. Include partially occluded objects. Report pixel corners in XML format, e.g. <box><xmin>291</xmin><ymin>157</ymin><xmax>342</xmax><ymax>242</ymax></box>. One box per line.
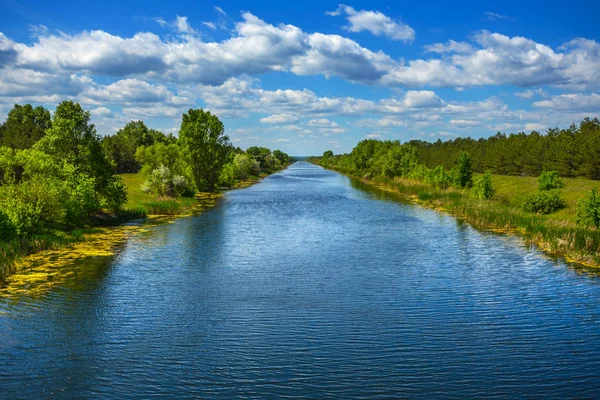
<box><xmin>101</xmin><ymin>121</ymin><xmax>158</xmax><ymax>173</ymax></box>
<box><xmin>428</xmin><ymin>165</ymin><xmax>451</xmax><ymax>189</ymax></box>
<box><xmin>218</xmin><ymin>162</ymin><xmax>236</xmax><ymax>188</ymax></box>
<box><xmin>322</xmin><ymin>150</ymin><xmax>334</xmax><ymax>164</ymax></box>
<box><xmin>454</xmin><ymin>151</ymin><xmax>473</xmax><ymax>188</ymax></box>
<box><xmin>232</xmin><ymin>153</ymin><xmax>259</xmax><ymax>180</ymax></box>
<box><xmin>34</xmin><ymin>101</ymin><xmax>126</xmax><ymax>211</ymax></box>
<box><xmin>538</xmin><ymin>170</ymin><xmax>564</xmax><ymax>191</ymax></box>
<box><xmin>0</xmin><ymin>104</ymin><xmax>51</xmax><ymax>149</ymax></box>
<box><xmin>179</xmin><ymin>109</ymin><xmax>231</xmax><ymax>191</ymax></box>
<box><xmin>246</xmin><ymin>146</ymin><xmax>273</xmax><ymax>171</ymax></box>
<box><xmin>273</xmin><ymin>149</ymin><xmax>291</xmax><ymax>165</ymax></box>
<box><xmin>576</xmin><ymin>188</ymin><xmax>600</xmax><ymax>228</ymax></box>
<box><xmin>474</xmin><ymin>171</ymin><xmax>495</xmax><ymax>199</ymax></box>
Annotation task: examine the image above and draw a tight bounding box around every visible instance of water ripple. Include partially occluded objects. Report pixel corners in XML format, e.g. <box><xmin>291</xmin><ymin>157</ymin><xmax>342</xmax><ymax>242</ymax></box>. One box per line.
<box><xmin>2</xmin><ymin>162</ymin><xmax>600</xmax><ymax>398</ymax></box>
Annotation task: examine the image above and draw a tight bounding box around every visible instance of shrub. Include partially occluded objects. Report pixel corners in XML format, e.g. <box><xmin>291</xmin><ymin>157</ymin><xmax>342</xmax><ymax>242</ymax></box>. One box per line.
<box><xmin>233</xmin><ymin>153</ymin><xmax>259</xmax><ymax>180</ymax></box>
<box><xmin>0</xmin><ymin>210</ymin><xmax>16</xmax><ymax>241</ymax></box>
<box><xmin>576</xmin><ymin>188</ymin><xmax>600</xmax><ymax>228</ymax></box>
<box><xmin>538</xmin><ymin>170</ymin><xmax>564</xmax><ymax>191</ymax></box>
<box><xmin>142</xmin><ymin>165</ymin><xmax>189</xmax><ymax>197</ymax></box>
<box><xmin>1</xmin><ymin>176</ymin><xmax>63</xmax><ymax>236</ymax></box>
<box><xmin>522</xmin><ymin>190</ymin><xmax>566</xmax><ymax>214</ymax></box>
<box><xmin>100</xmin><ymin>175</ymin><xmax>128</xmax><ymax>213</ymax></box>
<box><xmin>454</xmin><ymin>151</ymin><xmax>473</xmax><ymax>188</ymax></box>
<box><xmin>218</xmin><ymin>162</ymin><xmax>236</xmax><ymax>188</ymax></box>
<box><xmin>61</xmin><ymin>171</ymin><xmax>98</xmax><ymax>227</ymax></box>
<box><xmin>428</xmin><ymin>165</ymin><xmax>451</xmax><ymax>190</ymax></box>
<box><xmin>407</xmin><ymin>164</ymin><xmax>430</xmax><ymax>181</ymax></box>
<box><xmin>474</xmin><ymin>171</ymin><xmax>495</xmax><ymax>199</ymax></box>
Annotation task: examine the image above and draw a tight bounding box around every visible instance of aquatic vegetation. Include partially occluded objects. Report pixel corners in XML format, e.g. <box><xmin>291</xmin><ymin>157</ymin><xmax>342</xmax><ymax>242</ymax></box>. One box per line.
<box><xmin>0</xmin><ymin>224</ymin><xmax>139</xmax><ymax>299</ymax></box>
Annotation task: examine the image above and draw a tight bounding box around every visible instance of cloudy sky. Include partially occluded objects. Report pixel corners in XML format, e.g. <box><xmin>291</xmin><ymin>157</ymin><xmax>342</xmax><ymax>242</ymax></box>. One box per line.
<box><xmin>1</xmin><ymin>0</ymin><xmax>599</xmax><ymax>154</ymax></box>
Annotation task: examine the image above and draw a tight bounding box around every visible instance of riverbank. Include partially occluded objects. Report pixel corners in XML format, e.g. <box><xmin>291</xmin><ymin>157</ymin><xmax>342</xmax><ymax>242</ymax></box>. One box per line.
<box><xmin>314</xmin><ymin>163</ymin><xmax>600</xmax><ymax>270</ymax></box>
<box><xmin>0</xmin><ymin>170</ymin><xmax>277</xmax><ymax>285</ymax></box>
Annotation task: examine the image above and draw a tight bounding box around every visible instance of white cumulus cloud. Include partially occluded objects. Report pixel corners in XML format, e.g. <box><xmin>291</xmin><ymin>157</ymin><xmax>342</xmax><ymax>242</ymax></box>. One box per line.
<box><xmin>327</xmin><ymin>5</ymin><xmax>415</xmax><ymax>42</ymax></box>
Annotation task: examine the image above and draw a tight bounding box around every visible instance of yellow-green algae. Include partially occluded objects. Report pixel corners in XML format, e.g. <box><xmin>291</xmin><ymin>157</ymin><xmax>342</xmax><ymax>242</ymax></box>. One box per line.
<box><xmin>0</xmin><ymin>192</ymin><xmax>223</xmax><ymax>301</ymax></box>
<box><xmin>0</xmin><ymin>169</ymin><xmax>283</xmax><ymax>299</ymax></box>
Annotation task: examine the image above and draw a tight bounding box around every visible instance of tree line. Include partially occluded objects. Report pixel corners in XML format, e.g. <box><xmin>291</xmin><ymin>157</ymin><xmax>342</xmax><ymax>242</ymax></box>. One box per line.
<box><xmin>312</xmin><ymin>120</ymin><xmax>600</xmax><ymax>227</ymax></box>
<box><xmin>0</xmin><ymin>102</ymin><xmax>292</xmax><ymax>243</ymax></box>
<box><xmin>407</xmin><ymin>118</ymin><xmax>600</xmax><ymax>179</ymax></box>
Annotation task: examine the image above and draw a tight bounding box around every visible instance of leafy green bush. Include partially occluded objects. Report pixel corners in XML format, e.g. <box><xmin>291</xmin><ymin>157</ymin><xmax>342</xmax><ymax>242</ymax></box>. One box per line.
<box><xmin>61</xmin><ymin>164</ymin><xmax>100</xmax><ymax>227</ymax></box>
<box><xmin>142</xmin><ymin>165</ymin><xmax>189</xmax><ymax>197</ymax></box>
<box><xmin>474</xmin><ymin>171</ymin><xmax>495</xmax><ymax>199</ymax></box>
<box><xmin>538</xmin><ymin>170</ymin><xmax>564</xmax><ymax>191</ymax></box>
<box><xmin>232</xmin><ymin>153</ymin><xmax>259</xmax><ymax>180</ymax></box>
<box><xmin>522</xmin><ymin>190</ymin><xmax>566</xmax><ymax>214</ymax></box>
<box><xmin>576</xmin><ymin>188</ymin><xmax>600</xmax><ymax>228</ymax></box>
<box><xmin>0</xmin><ymin>210</ymin><xmax>16</xmax><ymax>241</ymax></box>
<box><xmin>218</xmin><ymin>162</ymin><xmax>236</xmax><ymax>188</ymax></box>
<box><xmin>100</xmin><ymin>175</ymin><xmax>128</xmax><ymax>213</ymax></box>
<box><xmin>428</xmin><ymin>165</ymin><xmax>452</xmax><ymax>189</ymax></box>
<box><xmin>454</xmin><ymin>151</ymin><xmax>473</xmax><ymax>188</ymax></box>
<box><xmin>407</xmin><ymin>164</ymin><xmax>431</xmax><ymax>181</ymax></box>
<box><xmin>1</xmin><ymin>176</ymin><xmax>63</xmax><ymax>236</ymax></box>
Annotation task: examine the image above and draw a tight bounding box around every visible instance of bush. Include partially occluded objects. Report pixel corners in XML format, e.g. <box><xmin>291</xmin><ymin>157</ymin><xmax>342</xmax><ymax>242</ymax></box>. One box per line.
<box><xmin>233</xmin><ymin>153</ymin><xmax>259</xmax><ymax>180</ymax></box>
<box><xmin>576</xmin><ymin>187</ymin><xmax>600</xmax><ymax>228</ymax></box>
<box><xmin>407</xmin><ymin>164</ymin><xmax>431</xmax><ymax>181</ymax></box>
<box><xmin>218</xmin><ymin>162</ymin><xmax>236</xmax><ymax>188</ymax></box>
<box><xmin>538</xmin><ymin>170</ymin><xmax>564</xmax><ymax>191</ymax></box>
<box><xmin>142</xmin><ymin>165</ymin><xmax>189</xmax><ymax>197</ymax></box>
<box><xmin>454</xmin><ymin>151</ymin><xmax>473</xmax><ymax>188</ymax></box>
<box><xmin>1</xmin><ymin>176</ymin><xmax>63</xmax><ymax>236</ymax></box>
<box><xmin>60</xmin><ymin>171</ymin><xmax>98</xmax><ymax>227</ymax></box>
<box><xmin>100</xmin><ymin>175</ymin><xmax>128</xmax><ymax>213</ymax></box>
<box><xmin>428</xmin><ymin>165</ymin><xmax>451</xmax><ymax>190</ymax></box>
<box><xmin>522</xmin><ymin>190</ymin><xmax>566</xmax><ymax>214</ymax></box>
<box><xmin>474</xmin><ymin>171</ymin><xmax>495</xmax><ymax>199</ymax></box>
<box><xmin>0</xmin><ymin>210</ymin><xmax>16</xmax><ymax>241</ymax></box>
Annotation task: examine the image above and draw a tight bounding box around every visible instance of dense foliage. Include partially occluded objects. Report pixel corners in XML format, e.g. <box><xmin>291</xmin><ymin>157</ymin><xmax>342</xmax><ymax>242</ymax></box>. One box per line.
<box><xmin>312</xmin><ymin>139</ymin><xmax>478</xmax><ymax>194</ymax></box>
<box><xmin>0</xmin><ymin>102</ymin><xmax>291</xmax><ymax>248</ymax></box>
<box><xmin>0</xmin><ymin>104</ymin><xmax>51</xmax><ymax>149</ymax></box>
<box><xmin>521</xmin><ymin>190</ymin><xmax>566</xmax><ymax>214</ymax></box>
<box><xmin>0</xmin><ymin>102</ymin><xmax>127</xmax><ymax>240</ymax></box>
<box><xmin>101</xmin><ymin>121</ymin><xmax>175</xmax><ymax>173</ymax></box>
<box><xmin>577</xmin><ymin>188</ymin><xmax>600</xmax><ymax>228</ymax></box>
<box><xmin>474</xmin><ymin>171</ymin><xmax>495</xmax><ymax>200</ymax></box>
<box><xmin>538</xmin><ymin>171</ymin><xmax>564</xmax><ymax>191</ymax></box>
<box><xmin>409</xmin><ymin>118</ymin><xmax>600</xmax><ymax>179</ymax></box>
<box><xmin>179</xmin><ymin>109</ymin><xmax>231</xmax><ymax>191</ymax></box>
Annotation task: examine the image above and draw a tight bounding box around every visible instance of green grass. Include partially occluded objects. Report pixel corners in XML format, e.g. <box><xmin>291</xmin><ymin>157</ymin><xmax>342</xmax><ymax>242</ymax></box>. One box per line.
<box><xmin>120</xmin><ymin>173</ymin><xmax>150</xmax><ymax>209</ymax></box>
<box><xmin>475</xmin><ymin>173</ymin><xmax>600</xmax><ymax>223</ymax></box>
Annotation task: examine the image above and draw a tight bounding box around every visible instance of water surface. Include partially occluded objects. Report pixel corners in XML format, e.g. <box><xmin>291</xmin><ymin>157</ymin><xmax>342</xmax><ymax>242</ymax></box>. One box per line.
<box><xmin>2</xmin><ymin>162</ymin><xmax>600</xmax><ymax>398</ymax></box>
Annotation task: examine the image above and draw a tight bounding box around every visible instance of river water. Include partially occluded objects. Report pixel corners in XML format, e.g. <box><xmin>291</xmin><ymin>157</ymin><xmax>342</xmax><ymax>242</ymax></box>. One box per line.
<box><xmin>2</xmin><ymin>162</ymin><xmax>600</xmax><ymax>398</ymax></box>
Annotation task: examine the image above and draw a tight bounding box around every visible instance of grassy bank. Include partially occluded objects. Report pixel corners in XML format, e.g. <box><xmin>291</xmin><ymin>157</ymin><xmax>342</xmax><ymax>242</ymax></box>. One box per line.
<box><xmin>318</xmin><ymin>164</ymin><xmax>600</xmax><ymax>269</ymax></box>
<box><xmin>0</xmin><ymin>171</ymin><xmax>270</xmax><ymax>284</ymax></box>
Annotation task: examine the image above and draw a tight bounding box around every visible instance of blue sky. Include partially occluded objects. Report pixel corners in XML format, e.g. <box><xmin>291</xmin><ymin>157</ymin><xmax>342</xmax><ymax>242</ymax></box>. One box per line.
<box><xmin>1</xmin><ymin>0</ymin><xmax>599</xmax><ymax>155</ymax></box>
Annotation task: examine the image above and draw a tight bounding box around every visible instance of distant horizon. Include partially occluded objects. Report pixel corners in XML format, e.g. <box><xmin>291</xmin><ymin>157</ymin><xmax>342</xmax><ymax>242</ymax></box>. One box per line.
<box><xmin>0</xmin><ymin>0</ymin><xmax>598</xmax><ymax>155</ymax></box>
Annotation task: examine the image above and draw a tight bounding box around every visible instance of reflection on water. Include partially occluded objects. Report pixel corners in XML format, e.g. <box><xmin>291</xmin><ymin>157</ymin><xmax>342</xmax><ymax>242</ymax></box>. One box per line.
<box><xmin>2</xmin><ymin>162</ymin><xmax>600</xmax><ymax>399</ymax></box>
